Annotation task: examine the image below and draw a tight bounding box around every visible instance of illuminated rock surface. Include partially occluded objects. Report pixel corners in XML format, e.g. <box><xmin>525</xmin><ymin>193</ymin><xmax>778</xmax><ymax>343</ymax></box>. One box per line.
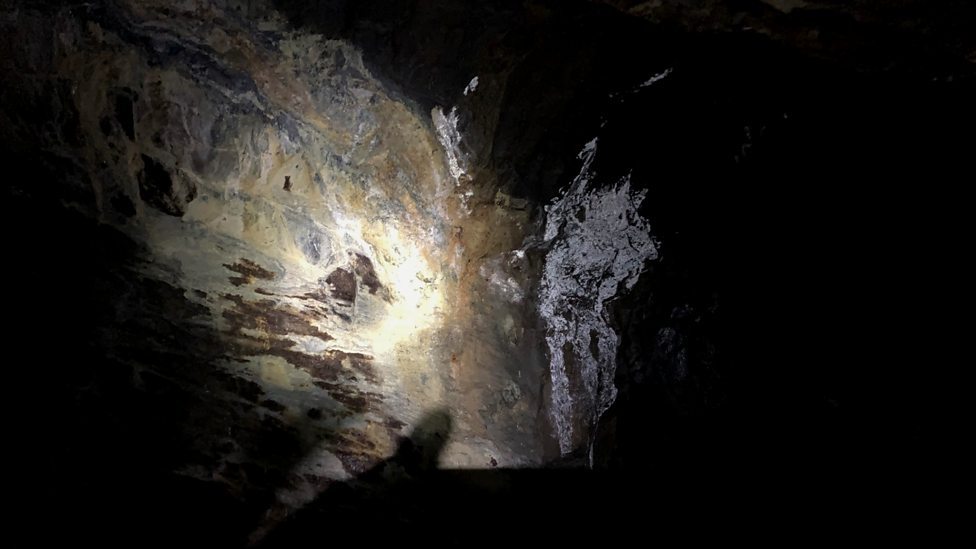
<box><xmin>3</xmin><ymin>0</ymin><xmax>547</xmax><ymax>503</ymax></box>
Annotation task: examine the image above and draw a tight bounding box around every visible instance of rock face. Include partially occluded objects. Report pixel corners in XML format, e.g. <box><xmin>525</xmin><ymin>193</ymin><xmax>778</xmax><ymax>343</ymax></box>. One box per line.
<box><xmin>2</xmin><ymin>0</ymin><xmax>547</xmax><ymax>528</ymax></box>
<box><xmin>539</xmin><ymin>138</ymin><xmax>658</xmax><ymax>458</ymax></box>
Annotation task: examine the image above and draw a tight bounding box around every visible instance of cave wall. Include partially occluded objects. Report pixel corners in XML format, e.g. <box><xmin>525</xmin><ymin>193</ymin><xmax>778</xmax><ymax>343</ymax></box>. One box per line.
<box><xmin>2</xmin><ymin>1</ymin><xmax>552</xmax><ymax>537</ymax></box>
<box><xmin>4</xmin><ymin>0</ymin><xmax>972</xmax><ymax>543</ymax></box>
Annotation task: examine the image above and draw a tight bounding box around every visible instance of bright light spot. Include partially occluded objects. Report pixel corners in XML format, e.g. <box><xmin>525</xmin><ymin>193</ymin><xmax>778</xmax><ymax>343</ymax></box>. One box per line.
<box><xmin>365</xmin><ymin>224</ymin><xmax>445</xmax><ymax>361</ymax></box>
<box><xmin>323</xmin><ymin>208</ymin><xmax>445</xmax><ymax>364</ymax></box>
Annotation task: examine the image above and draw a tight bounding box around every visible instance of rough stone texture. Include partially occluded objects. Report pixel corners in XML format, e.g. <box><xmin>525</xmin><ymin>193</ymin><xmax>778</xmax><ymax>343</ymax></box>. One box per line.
<box><xmin>539</xmin><ymin>138</ymin><xmax>658</xmax><ymax>458</ymax></box>
<box><xmin>1</xmin><ymin>0</ymin><xmax>545</xmax><ymax>533</ymax></box>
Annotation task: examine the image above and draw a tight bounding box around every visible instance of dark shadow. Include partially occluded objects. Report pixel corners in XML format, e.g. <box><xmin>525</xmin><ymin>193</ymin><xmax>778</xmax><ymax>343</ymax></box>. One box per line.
<box><xmin>256</xmin><ymin>409</ymin><xmax>881</xmax><ymax>545</ymax></box>
<box><xmin>257</xmin><ymin>409</ymin><xmax>453</xmax><ymax>546</ymax></box>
